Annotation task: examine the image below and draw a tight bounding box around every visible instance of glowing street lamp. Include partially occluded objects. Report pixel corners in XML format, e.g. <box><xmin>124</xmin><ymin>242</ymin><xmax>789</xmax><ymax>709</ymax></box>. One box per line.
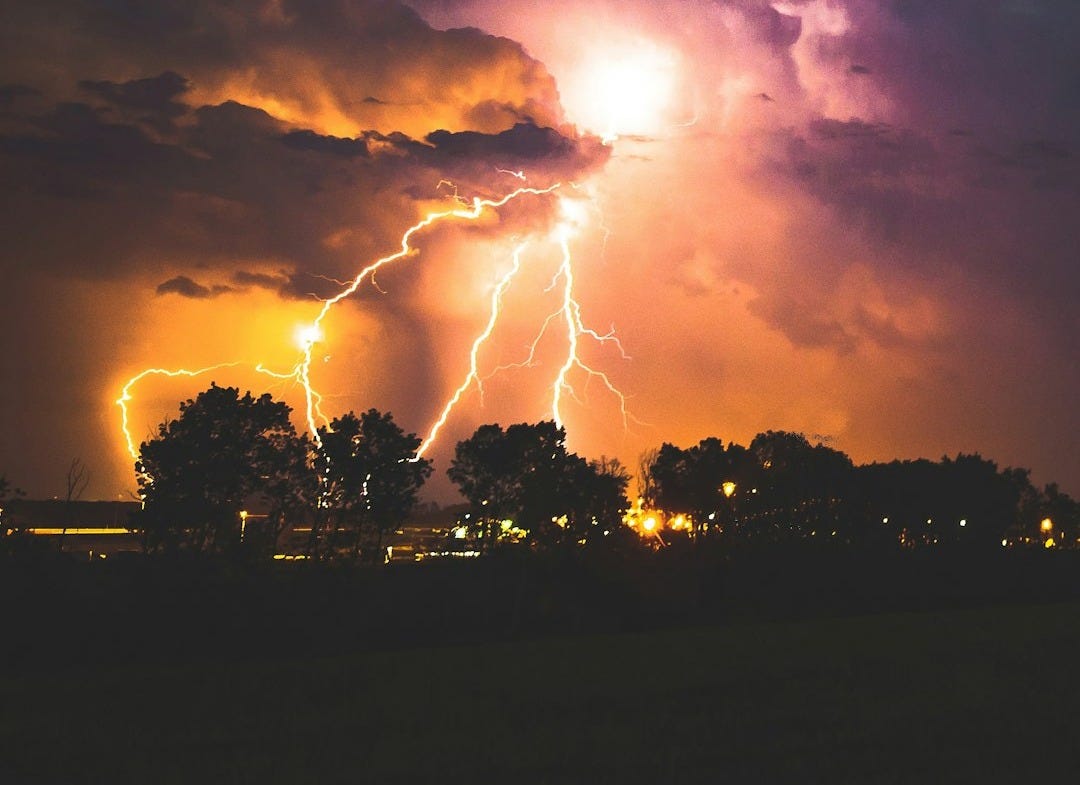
<box><xmin>721</xmin><ymin>481</ymin><xmax>736</xmax><ymax>498</ymax></box>
<box><xmin>1039</xmin><ymin>518</ymin><xmax>1056</xmax><ymax>549</ymax></box>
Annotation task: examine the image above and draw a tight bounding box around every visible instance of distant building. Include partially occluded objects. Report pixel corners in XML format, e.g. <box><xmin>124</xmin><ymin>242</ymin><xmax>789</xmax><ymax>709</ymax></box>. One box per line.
<box><xmin>6</xmin><ymin>499</ymin><xmax>142</xmax><ymax>556</ymax></box>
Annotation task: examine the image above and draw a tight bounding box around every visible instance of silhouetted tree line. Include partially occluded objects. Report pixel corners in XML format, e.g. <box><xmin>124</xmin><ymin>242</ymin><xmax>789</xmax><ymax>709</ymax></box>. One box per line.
<box><xmin>3</xmin><ymin>385</ymin><xmax>1076</xmax><ymax>560</ymax></box>
<box><xmin>131</xmin><ymin>385</ymin><xmax>630</xmax><ymax>559</ymax></box>
<box><xmin>131</xmin><ymin>384</ymin><xmax>431</xmax><ymax>561</ymax></box>
<box><xmin>646</xmin><ymin>431</ymin><xmax>1078</xmax><ymax>550</ymax></box>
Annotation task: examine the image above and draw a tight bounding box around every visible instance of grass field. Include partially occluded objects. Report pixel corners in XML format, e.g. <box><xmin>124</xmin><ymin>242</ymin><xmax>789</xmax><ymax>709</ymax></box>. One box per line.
<box><xmin>2</xmin><ymin>599</ymin><xmax>1077</xmax><ymax>784</ymax></box>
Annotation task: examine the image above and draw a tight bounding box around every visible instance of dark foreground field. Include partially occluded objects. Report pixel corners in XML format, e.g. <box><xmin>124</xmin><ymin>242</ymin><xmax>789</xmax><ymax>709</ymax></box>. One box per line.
<box><xmin>2</xmin><ymin>550</ymin><xmax>1078</xmax><ymax>783</ymax></box>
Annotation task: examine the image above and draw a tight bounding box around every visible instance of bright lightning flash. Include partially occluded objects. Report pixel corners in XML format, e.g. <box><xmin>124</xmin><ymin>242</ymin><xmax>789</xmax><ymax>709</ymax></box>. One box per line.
<box><xmin>294</xmin><ymin>324</ymin><xmax>323</xmax><ymax>351</ymax></box>
<box><xmin>119</xmin><ymin>182</ymin><xmax>636</xmax><ymax>479</ymax></box>
<box><xmin>560</xmin><ymin>37</ymin><xmax>681</xmax><ymax>143</ymax></box>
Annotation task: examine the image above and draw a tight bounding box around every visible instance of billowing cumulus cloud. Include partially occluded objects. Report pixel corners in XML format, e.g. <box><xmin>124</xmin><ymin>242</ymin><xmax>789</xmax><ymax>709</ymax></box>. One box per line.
<box><xmin>0</xmin><ymin>69</ymin><xmax>604</xmax><ymax>286</ymax></box>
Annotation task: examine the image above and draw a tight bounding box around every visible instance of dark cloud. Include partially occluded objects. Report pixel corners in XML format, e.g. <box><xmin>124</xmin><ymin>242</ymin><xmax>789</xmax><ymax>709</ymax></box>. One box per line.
<box><xmin>281</xmin><ymin>130</ymin><xmax>370</xmax><ymax>158</ymax></box>
<box><xmin>78</xmin><ymin>71</ymin><xmax>190</xmax><ymax>120</ymax></box>
<box><xmin>0</xmin><ymin>0</ymin><xmax>608</xmax><ymax>292</ymax></box>
<box><xmin>156</xmin><ymin>275</ymin><xmax>234</xmax><ymax>298</ymax></box>
<box><xmin>0</xmin><ymin>0</ymin><xmax>567</xmax><ymax>139</ymax></box>
<box><xmin>0</xmin><ymin>80</ymin><xmax>601</xmax><ymax>288</ymax></box>
<box><xmin>424</xmin><ymin>122</ymin><xmax>609</xmax><ymax>176</ymax></box>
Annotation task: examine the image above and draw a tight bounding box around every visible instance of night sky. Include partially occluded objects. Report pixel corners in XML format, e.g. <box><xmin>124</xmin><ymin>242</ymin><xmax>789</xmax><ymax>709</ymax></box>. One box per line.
<box><xmin>1</xmin><ymin>0</ymin><xmax>1076</xmax><ymax>502</ymax></box>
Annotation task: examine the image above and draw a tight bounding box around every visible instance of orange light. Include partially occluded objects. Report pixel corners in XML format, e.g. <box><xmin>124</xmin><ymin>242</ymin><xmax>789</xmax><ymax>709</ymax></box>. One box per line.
<box><xmin>294</xmin><ymin>324</ymin><xmax>323</xmax><ymax>351</ymax></box>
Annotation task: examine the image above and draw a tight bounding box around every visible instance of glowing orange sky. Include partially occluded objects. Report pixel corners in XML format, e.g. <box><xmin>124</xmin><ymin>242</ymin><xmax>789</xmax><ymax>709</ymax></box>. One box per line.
<box><xmin>0</xmin><ymin>0</ymin><xmax>1076</xmax><ymax>501</ymax></box>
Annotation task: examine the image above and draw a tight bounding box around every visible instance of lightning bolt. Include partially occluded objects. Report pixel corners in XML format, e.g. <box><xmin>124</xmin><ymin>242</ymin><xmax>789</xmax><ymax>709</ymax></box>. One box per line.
<box><xmin>549</xmin><ymin>201</ymin><xmax>633</xmax><ymax>432</ymax></box>
<box><xmin>292</xmin><ymin>184</ymin><xmax>562</xmax><ymax>446</ymax></box>
<box><xmin>421</xmin><ymin>194</ymin><xmax>636</xmax><ymax>448</ymax></box>
<box><xmin>417</xmin><ymin>241</ymin><xmax>528</xmax><ymax>458</ymax></box>
<box><xmin>116</xmin><ymin>363</ymin><xmax>241</xmax><ymax>460</ymax></box>
<box><xmin>118</xmin><ymin>181</ymin><xmax>638</xmax><ymax>484</ymax></box>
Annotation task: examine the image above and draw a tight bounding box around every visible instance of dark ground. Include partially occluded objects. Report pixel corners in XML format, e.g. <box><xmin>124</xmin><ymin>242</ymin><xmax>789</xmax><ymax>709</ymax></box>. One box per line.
<box><xmin>2</xmin><ymin>547</ymin><xmax>1078</xmax><ymax>783</ymax></box>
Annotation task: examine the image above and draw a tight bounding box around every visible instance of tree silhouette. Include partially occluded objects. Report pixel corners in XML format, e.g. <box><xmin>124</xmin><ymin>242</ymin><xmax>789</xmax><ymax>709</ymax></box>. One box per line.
<box><xmin>853</xmin><ymin>455</ymin><xmax>1023</xmax><ymax>548</ymax></box>
<box><xmin>560</xmin><ymin>456</ymin><xmax>631</xmax><ymax>550</ymax></box>
<box><xmin>448</xmin><ymin>421</ymin><xmax>628</xmax><ymax>549</ymax></box>
<box><xmin>315</xmin><ymin>409</ymin><xmax>432</xmax><ymax>561</ymax></box>
<box><xmin>636</xmin><ymin>447</ymin><xmax>660</xmax><ymax>507</ymax></box>
<box><xmin>447</xmin><ymin>422</ymin><xmax>538</xmax><ymax>548</ymax></box>
<box><xmin>135</xmin><ymin>384</ymin><xmax>314</xmax><ymax>555</ymax></box>
<box><xmin>746</xmin><ymin>431</ymin><xmax>853</xmax><ymax>541</ymax></box>
<box><xmin>59</xmin><ymin>457</ymin><xmax>90</xmax><ymax>551</ymax></box>
<box><xmin>650</xmin><ymin>438</ymin><xmax>755</xmax><ymax>538</ymax></box>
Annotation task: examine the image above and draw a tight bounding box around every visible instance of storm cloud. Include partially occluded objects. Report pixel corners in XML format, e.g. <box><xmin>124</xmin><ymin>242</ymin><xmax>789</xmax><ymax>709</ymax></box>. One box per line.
<box><xmin>0</xmin><ymin>0</ymin><xmax>1076</xmax><ymax>503</ymax></box>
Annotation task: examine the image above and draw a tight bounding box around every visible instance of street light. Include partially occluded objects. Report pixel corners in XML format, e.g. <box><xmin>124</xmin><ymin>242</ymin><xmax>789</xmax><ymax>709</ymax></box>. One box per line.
<box><xmin>1040</xmin><ymin>518</ymin><xmax>1056</xmax><ymax>548</ymax></box>
<box><xmin>720</xmin><ymin>482</ymin><xmax>737</xmax><ymax>537</ymax></box>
